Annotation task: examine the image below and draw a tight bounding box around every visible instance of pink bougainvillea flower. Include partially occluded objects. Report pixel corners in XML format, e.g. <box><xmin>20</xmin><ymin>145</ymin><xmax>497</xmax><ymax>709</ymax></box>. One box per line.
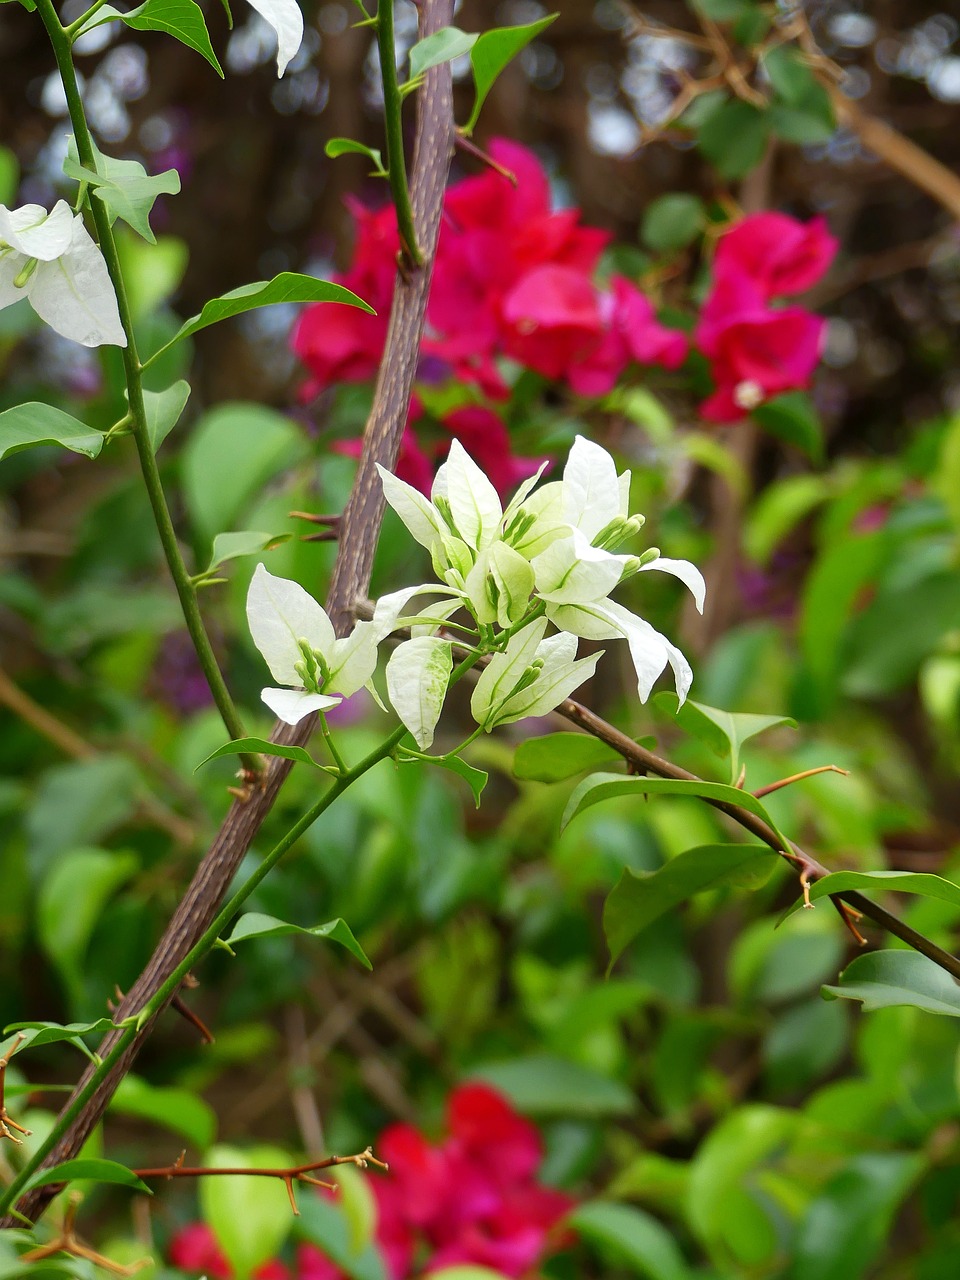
<box><xmin>567</xmin><ymin>276</ymin><xmax>689</xmax><ymax>397</ymax></box>
<box><xmin>439</xmin><ymin>406</ymin><xmax>548</xmax><ymax>497</ymax></box>
<box><xmin>446</xmin><ymin>1082</ymin><xmax>542</xmax><ymax>1186</ymax></box>
<box><xmin>712</xmin><ymin>211</ymin><xmax>838</xmax><ymax>299</ymax></box>
<box><xmin>168</xmin><ymin>1223</ymin><xmax>289</xmax><ymax>1280</ymax></box>
<box><xmin>501</xmin><ymin>263</ymin><xmax>603</xmax><ymax>380</ymax></box>
<box><xmin>695</xmin><ymin>267</ymin><xmax>826</xmax><ymax>422</ymax></box>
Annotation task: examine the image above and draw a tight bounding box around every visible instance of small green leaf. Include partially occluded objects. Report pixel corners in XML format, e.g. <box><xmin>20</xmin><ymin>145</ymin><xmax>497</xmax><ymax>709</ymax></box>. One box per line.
<box><xmin>398</xmin><ymin>748</ymin><xmax>488</xmax><ymax>807</ymax></box>
<box><xmin>83</xmin><ymin>0</ymin><xmax>225</xmax><ymax>75</ymax></box>
<box><xmin>224</xmin><ymin>912</ymin><xmax>372</xmax><ymax>969</ymax></box>
<box><xmin>2</xmin><ymin>1018</ymin><xmax>119</xmax><ymax>1056</ymax></box>
<box><xmin>0</xmin><ymin>404</ymin><xmax>103</xmax><ymax>463</ymax></box>
<box><xmin>641</xmin><ymin>193</ymin><xmax>706</xmax><ymax>253</ymax></box>
<box><xmin>203</xmin><ymin>530</ymin><xmax>291</xmax><ymax>576</ymax></box>
<box><xmin>464</xmin><ymin>15</ymin><xmax>557</xmax><ymax>135</ymax></box>
<box><xmin>325</xmin><ymin>138</ymin><xmax>386</xmax><ymax>175</ymax></box>
<box><xmin>64</xmin><ymin>141</ymin><xmax>180</xmax><ymax>244</ymax></box>
<box><xmin>562</xmin><ymin>772</ymin><xmax>788</xmax><ymax>847</ymax></box>
<box><xmin>195</xmin><ymin>736</ymin><xmax>325</xmax><ymax>771</ymax></box>
<box><xmin>752</xmin><ymin>391</ymin><xmax>825</xmax><ymax>462</ymax></box>
<box><xmin>744</xmin><ymin>473</ymin><xmax>832</xmax><ymax>566</ymax></box>
<box><xmin>822</xmin><ymin>951</ymin><xmax>960</xmax><ymax>1017</ymax></box>
<box><xmin>767</xmin><ymin>78</ymin><xmax>836</xmax><ymax>145</ymax></box>
<box><xmin>23</xmin><ymin>1158</ymin><xmax>152</xmax><ymax>1195</ymax></box>
<box><xmin>698</xmin><ymin>99</ymin><xmax>770</xmax><ymax>179</ymax></box>
<box><xmin>161</xmin><ymin>273</ymin><xmax>372</xmax><ymax>354</ymax></box>
<box><xmin>514</xmin><ymin>731</ymin><xmax>656</xmax><ymax>783</ymax></box>
<box><xmin>763</xmin><ymin>44</ymin><xmax>818</xmax><ymax>107</ymax></box>
<box><xmin>409</xmin><ymin>26</ymin><xmax>477</xmax><ymax>79</ymax></box>
<box><xmin>140</xmin><ymin>379</ymin><xmax>190</xmax><ymax>451</ymax></box>
<box><xmin>604</xmin><ymin>844</ymin><xmax>774</xmax><ymax>966</ymax></box>
<box><xmin>654</xmin><ymin>693</ymin><xmax>796</xmax><ymax>783</ymax></box>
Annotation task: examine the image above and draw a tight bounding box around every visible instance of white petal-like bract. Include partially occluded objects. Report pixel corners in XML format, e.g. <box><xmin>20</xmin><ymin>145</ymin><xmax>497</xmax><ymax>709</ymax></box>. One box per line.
<box><xmin>247</xmin><ymin>563</ymin><xmax>335</xmax><ymax>686</ymax></box>
<box><xmin>261</xmin><ymin>687</ymin><xmax>340</xmax><ymax>725</ymax></box>
<box><xmin>245</xmin><ymin>0</ymin><xmax>305</xmax><ymax>76</ymax></box>
<box><xmin>386</xmin><ymin>636</ymin><xmax>453</xmax><ymax>750</ymax></box>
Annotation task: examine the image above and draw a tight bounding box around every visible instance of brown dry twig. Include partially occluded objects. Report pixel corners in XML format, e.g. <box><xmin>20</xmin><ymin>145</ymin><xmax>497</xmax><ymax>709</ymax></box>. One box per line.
<box><xmin>0</xmin><ymin>1036</ymin><xmax>31</xmax><ymax>1145</ymax></box>
<box><xmin>18</xmin><ymin>1194</ymin><xmax>151</xmax><ymax>1276</ymax></box>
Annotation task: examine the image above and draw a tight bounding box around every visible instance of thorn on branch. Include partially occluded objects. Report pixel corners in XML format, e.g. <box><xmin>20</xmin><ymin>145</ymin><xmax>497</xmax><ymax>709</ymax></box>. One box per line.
<box><xmin>0</xmin><ymin>1034</ymin><xmax>31</xmax><ymax>1145</ymax></box>
<box><xmin>291</xmin><ymin>511</ymin><xmax>342</xmax><ymax>544</ymax></box>
<box><xmin>833</xmin><ymin>898</ymin><xmax>868</xmax><ymax>946</ymax></box>
<box><xmin>454</xmin><ymin>132</ymin><xmax>517</xmax><ymax>183</ymax></box>
<box><xmin>753</xmin><ymin>765</ymin><xmax>849</xmax><ymax>799</ymax></box>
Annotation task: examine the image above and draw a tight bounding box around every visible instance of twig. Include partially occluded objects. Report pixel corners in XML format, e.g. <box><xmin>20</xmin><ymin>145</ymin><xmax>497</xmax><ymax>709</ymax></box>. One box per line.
<box><xmin>0</xmin><ymin>1036</ymin><xmax>31</xmax><ymax>1145</ymax></box>
<box><xmin>18</xmin><ymin>1194</ymin><xmax>151</xmax><ymax>1276</ymax></box>
<box><xmin>753</xmin><ymin>765</ymin><xmax>849</xmax><ymax>798</ymax></box>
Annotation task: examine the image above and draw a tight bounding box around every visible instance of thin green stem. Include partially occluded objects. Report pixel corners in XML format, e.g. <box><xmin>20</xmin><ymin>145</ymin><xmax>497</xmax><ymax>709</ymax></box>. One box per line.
<box><xmin>318</xmin><ymin>711</ymin><xmax>349</xmax><ymax>774</ymax></box>
<box><xmin>63</xmin><ymin>0</ymin><xmax>112</xmax><ymax>41</ymax></box>
<box><xmin>0</xmin><ymin>723</ymin><xmax>408</xmax><ymax>1220</ymax></box>
<box><xmin>35</xmin><ymin>0</ymin><xmax>258</xmax><ymax>775</ymax></box>
<box><xmin>376</xmin><ymin>0</ymin><xmax>422</xmax><ymax>267</ymax></box>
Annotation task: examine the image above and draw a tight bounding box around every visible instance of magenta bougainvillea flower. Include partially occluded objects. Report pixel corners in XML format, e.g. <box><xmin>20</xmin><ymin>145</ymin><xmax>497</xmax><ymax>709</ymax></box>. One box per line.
<box><xmin>694</xmin><ymin>211</ymin><xmax>838</xmax><ymax>422</ymax></box>
<box><xmin>168</xmin><ymin>1083</ymin><xmax>574</xmax><ymax>1280</ymax></box>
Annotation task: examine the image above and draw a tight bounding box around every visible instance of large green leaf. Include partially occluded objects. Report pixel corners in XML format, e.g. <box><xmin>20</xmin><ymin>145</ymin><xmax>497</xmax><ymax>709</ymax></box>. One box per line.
<box><xmin>822</xmin><ymin>951</ymin><xmax>960</xmax><ymax>1017</ymax></box>
<box><xmin>224</xmin><ymin>912</ymin><xmax>371</xmax><ymax>969</ymax></box>
<box><xmin>201</xmin><ymin>1144</ymin><xmax>294</xmax><ymax>1277</ymax></box>
<box><xmin>111</xmin><ymin>1074</ymin><xmax>217</xmax><ymax>1148</ymax></box>
<box><xmin>654</xmin><ymin>693</ymin><xmax>795</xmax><ymax>783</ymax></box>
<box><xmin>604</xmin><ymin>844</ymin><xmax>775</xmax><ymax>966</ymax></box>
<box><xmin>0</xmin><ymin>404</ymin><xmax>103</xmax><ymax>463</ymax></box>
<box><xmin>23</xmin><ymin>1158</ymin><xmax>151</xmax><ymax>1195</ymax></box>
<box><xmin>513</xmin><ymin>731</ymin><xmax>654</xmax><ymax>783</ymax></box>
<box><xmin>641</xmin><ymin>194</ymin><xmax>705</xmax><ymax>254</ymax></box>
<box><xmin>161</xmin><ymin>272</ymin><xmax>372</xmax><ymax>354</ymax></box>
<box><xmin>572</xmin><ymin>1201</ymin><xmax>689</xmax><ymax>1280</ymax></box>
<box><xmin>196</xmin><ymin>736</ymin><xmax>326</xmax><ymax>771</ymax></box>
<box><xmin>562</xmin><ymin>772</ymin><xmax>788</xmax><ymax>847</ymax></box>
<box><xmin>26</xmin><ymin>757</ymin><xmax>141</xmax><ymax>875</ymax></box>
<box><xmin>470</xmin><ymin>1055</ymin><xmax>636</xmax><ymax>1118</ymax></box>
<box><xmin>81</xmin><ymin>0</ymin><xmax>224</xmax><ymax>75</ymax></box>
<box><xmin>807</xmin><ymin>870</ymin><xmax>960</xmax><ymax>911</ymax></box>
<box><xmin>463</xmin><ymin>16</ymin><xmax>557</xmax><ymax>135</ymax></box>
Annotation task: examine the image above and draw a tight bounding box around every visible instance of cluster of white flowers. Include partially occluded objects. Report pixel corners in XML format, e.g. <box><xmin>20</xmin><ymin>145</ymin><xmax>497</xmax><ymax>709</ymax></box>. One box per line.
<box><xmin>247</xmin><ymin>437</ymin><xmax>705</xmax><ymax>752</ymax></box>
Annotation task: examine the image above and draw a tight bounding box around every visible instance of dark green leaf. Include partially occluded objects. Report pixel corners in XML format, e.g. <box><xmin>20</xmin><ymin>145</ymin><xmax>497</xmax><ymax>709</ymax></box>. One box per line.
<box><xmin>325</xmin><ymin>138</ymin><xmax>385</xmax><ymax>174</ymax></box>
<box><xmin>0</xmin><ymin>146</ymin><xmax>19</xmax><ymax>205</ymax></box>
<box><xmin>224</xmin><ymin>912</ymin><xmax>372</xmax><ymax>969</ymax></box>
<box><xmin>571</xmin><ymin>1201</ymin><xmax>689</xmax><ymax>1280</ymax></box>
<box><xmin>470</xmin><ymin>1055</ymin><xmax>636</xmax><ymax>1118</ymax></box>
<box><xmin>763</xmin><ymin>45</ymin><xmax>818</xmax><ymax>106</ymax></box>
<box><xmin>808</xmin><ymin>870</ymin><xmax>960</xmax><ymax>911</ymax></box>
<box><xmin>604</xmin><ymin>844</ymin><xmax>774</xmax><ymax>966</ymax></box>
<box><xmin>84</xmin><ymin>0</ymin><xmax>224</xmax><ymax>75</ymax></box>
<box><xmin>140</xmin><ymin>379</ymin><xmax>190</xmax><ymax>451</ymax></box>
<box><xmin>0</xmin><ymin>404</ymin><xmax>103</xmax><ymax>463</ymax></box>
<box><xmin>408</xmin><ymin>26</ymin><xmax>477</xmax><ymax>79</ymax></box>
<box><xmin>822</xmin><ymin>951</ymin><xmax>960</xmax><ymax>1017</ymax></box>
<box><xmin>752</xmin><ymin>391</ymin><xmax>825</xmax><ymax>462</ymax></box>
<box><xmin>698</xmin><ymin>100</ymin><xmax>770</xmax><ymax>179</ymax></box>
<box><xmin>767</xmin><ymin>80</ymin><xmax>836</xmax><ymax>145</ymax></box>
<box><xmin>196</xmin><ymin>736</ymin><xmax>325</xmax><ymax>771</ymax></box>
<box><xmin>513</xmin><ymin>732</ymin><xmax>653</xmax><ymax>783</ymax></box>
<box><xmin>296</xmin><ymin>1195</ymin><xmax>387</xmax><ymax>1280</ymax></box>
<box><xmin>562</xmin><ymin>772</ymin><xmax>787</xmax><ymax>846</ymax></box>
<box><xmin>23</xmin><ymin>1158</ymin><xmax>151</xmax><ymax>1194</ymax></box>
<box><xmin>397</xmin><ymin>749</ymin><xmax>487</xmax><ymax>807</ymax></box>
<box><xmin>2</xmin><ymin>1018</ymin><xmax>119</xmax><ymax>1055</ymax></box>
<box><xmin>164</xmin><ymin>273</ymin><xmax>373</xmax><ymax>352</ymax></box>
<box><xmin>654</xmin><ymin>693</ymin><xmax>796</xmax><ymax>782</ymax></box>
<box><xmin>641</xmin><ymin>194</ymin><xmax>705</xmax><ymax>253</ymax></box>
<box><xmin>464</xmin><ymin>16</ymin><xmax>558</xmax><ymax>135</ymax></box>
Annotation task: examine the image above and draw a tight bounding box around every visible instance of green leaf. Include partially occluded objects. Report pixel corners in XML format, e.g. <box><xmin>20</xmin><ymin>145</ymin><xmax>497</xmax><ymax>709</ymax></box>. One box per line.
<box><xmin>752</xmin><ymin>391</ymin><xmax>824</xmax><ymax>462</ymax></box>
<box><xmin>201</xmin><ymin>1145</ymin><xmax>293</xmax><ymax>1277</ymax></box>
<box><xmin>561</xmin><ymin>772</ymin><xmax>788</xmax><ymax>847</ymax></box>
<box><xmin>654</xmin><ymin>693</ymin><xmax>796</xmax><ymax>783</ymax></box>
<box><xmin>808</xmin><ymin>870</ymin><xmax>960</xmax><ymax>911</ymax></box>
<box><xmin>0</xmin><ymin>146</ymin><xmax>19</xmax><ymax>205</ymax></box>
<box><xmin>181</xmin><ymin>402</ymin><xmax>307</xmax><ymax>540</ymax></box>
<box><xmin>111</xmin><ymin>1074</ymin><xmax>217</xmax><ymax>1148</ymax></box>
<box><xmin>296</xmin><ymin>1195</ymin><xmax>387</xmax><ymax>1280</ymax></box>
<box><xmin>196</xmin><ymin>736</ymin><xmax>325</xmax><ymax>771</ymax></box>
<box><xmin>224</xmin><ymin>911</ymin><xmax>372</xmax><ymax>969</ymax></box>
<box><xmin>37</xmin><ymin>847</ymin><xmax>139</xmax><ymax>1001</ymax></box>
<box><xmin>23</xmin><ymin>1158</ymin><xmax>151</xmax><ymax>1195</ymax></box>
<box><xmin>0</xmin><ymin>403</ymin><xmax>103</xmax><ymax>463</ymax></box>
<box><xmin>768</xmin><ymin>83</ymin><xmax>836</xmax><ymax>145</ymax></box>
<box><xmin>514</xmin><ymin>731</ymin><xmax>654</xmax><ymax>783</ymax></box>
<box><xmin>64</xmin><ymin>139</ymin><xmax>180</xmax><ymax>244</ymax></box>
<box><xmin>604</xmin><ymin>844</ymin><xmax>775</xmax><ymax>966</ymax></box>
<box><xmin>698</xmin><ymin>100</ymin><xmax>770</xmax><ymax>179</ymax></box>
<box><xmin>2</xmin><ymin>1018</ymin><xmax>119</xmax><ymax>1057</ymax></box>
<box><xmin>163</xmin><ymin>273</ymin><xmax>373</xmax><ymax>353</ymax></box>
<box><xmin>641</xmin><ymin>194</ymin><xmax>705</xmax><ymax>254</ymax></box>
<box><xmin>408</xmin><ymin>26</ymin><xmax>477</xmax><ymax>79</ymax></box>
<box><xmin>464</xmin><ymin>15</ymin><xmax>557</xmax><ymax>135</ymax></box>
<box><xmin>140</xmin><ymin>379</ymin><xmax>190</xmax><ymax>451</ymax></box>
<box><xmin>571</xmin><ymin>1201</ymin><xmax>689</xmax><ymax>1280</ymax></box>
<box><xmin>822</xmin><ymin>951</ymin><xmax>960</xmax><ymax>1017</ymax></box>
<box><xmin>83</xmin><ymin>0</ymin><xmax>224</xmax><ymax>76</ymax></box>
<box><xmin>693</xmin><ymin>0</ymin><xmax>750</xmax><ymax>18</ymax></box>
<box><xmin>325</xmin><ymin>138</ymin><xmax>386</xmax><ymax>175</ymax></box>
<box><xmin>470</xmin><ymin>1055</ymin><xmax>636</xmax><ymax>1118</ymax></box>
<box><xmin>397</xmin><ymin>748</ymin><xmax>487</xmax><ymax>807</ymax></box>
<box><xmin>763</xmin><ymin>45</ymin><xmax>820</xmax><ymax>106</ymax></box>
<box><xmin>26</xmin><ymin>756</ymin><xmax>141</xmax><ymax>874</ymax></box>
<box><xmin>203</xmin><ymin>530</ymin><xmax>292</xmax><ymax>576</ymax></box>
<box><xmin>744</xmin><ymin>473</ymin><xmax>831</xmax><ymax>566</ymax></box>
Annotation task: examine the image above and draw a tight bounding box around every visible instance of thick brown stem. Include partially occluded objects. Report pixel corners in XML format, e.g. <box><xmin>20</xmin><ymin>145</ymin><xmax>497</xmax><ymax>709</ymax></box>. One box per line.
<box><xmin>3</xmin><ymin>0</ymin><xmax>455</xmax><ymax>1228</ymax></box>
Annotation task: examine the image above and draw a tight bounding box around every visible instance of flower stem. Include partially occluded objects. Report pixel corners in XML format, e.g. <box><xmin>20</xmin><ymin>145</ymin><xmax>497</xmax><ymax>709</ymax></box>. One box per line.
<box><xmin>0</xmin><ymin>721</ymin><xmax>407</xmax><ymax>1219</ymax></box>
<box><xmin>377</xmin><ymin>0</ymin><xmax>422</xmax><ymax>267</ymax></box>
<box><xmin>35</xmin><ymin>0</ymin><xmax>258</xmax><ymax>776</ymax></box>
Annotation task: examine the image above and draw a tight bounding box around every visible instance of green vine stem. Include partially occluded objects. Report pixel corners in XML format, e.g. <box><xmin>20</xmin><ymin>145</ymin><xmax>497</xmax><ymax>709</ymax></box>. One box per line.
<box><xmin>35</xmin><ymin>0</ymin><xmax>259</xmax><ymax>776</ymax></box>
<box><xmin>377</xmin><ymin>0</ymin><xmax>422</xmax><ymax>267</ymax></box>
<box><xmin>0</xmin><ymin>723</ymin><xmax>410</xmax><ymax>1220</ymax></box>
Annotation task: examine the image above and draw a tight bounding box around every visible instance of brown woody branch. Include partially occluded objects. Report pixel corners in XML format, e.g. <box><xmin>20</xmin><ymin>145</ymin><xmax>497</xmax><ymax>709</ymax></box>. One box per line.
<box><xmin>1</xmin><ymin>0</ymin><xmax>456</xmax><ymax>1229</ymax></box>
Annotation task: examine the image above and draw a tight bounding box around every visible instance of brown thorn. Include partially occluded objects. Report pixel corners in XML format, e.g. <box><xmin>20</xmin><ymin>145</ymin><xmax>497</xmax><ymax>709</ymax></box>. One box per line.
<box><xmin>454</xmin><ymin>132</ymin><xmax>516</xmax><ymax>182</ymax></box>
<box><xmin>754</xmin><ymin>765</ymin><xmax>849</xmax><ymax>799</ymax></box>
<box><xmin>283</xmin><ymin>1176</ymin><xmax>299</xmax><ymax>1215</ymax></box>
<box><xmin>299</xmin><ymin>1174</ymin><xmax>338</xmax><ymax>1191</ymax></box>
<box><xmin>170</xmin><ymin>994</ymin><xmax>215</xmax><ymax>1046</ymax></box>
<box><xmin>833</xmin><ymin>897</ymin><xmax>868</xmax><ymax>946</ymax></box>
<box><xmin>734</xmin><ymin>763</ymin><xmax>747</xmax><ymax>789</ymax></box>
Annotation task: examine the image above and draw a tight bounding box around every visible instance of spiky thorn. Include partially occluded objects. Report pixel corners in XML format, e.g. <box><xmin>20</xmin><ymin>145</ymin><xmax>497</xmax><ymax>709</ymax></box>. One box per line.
<box><xmin>0</xmin><ymin>1035</ymin><xmax>31</xmax><ymax>1145</ymax></box>
<box><xmin>290</xmin><ymin>511</ymin><xmax>342</xmax><ymax>544</ymax></box>
<box><xmin>454</xmin><ymin>133</ymin><xmax>517</xmax><ymax>183</ymax></box>
<box><xmin>754</xmin><ymin>765</ymin><xmax>850</xmax><ymax>799</ymax></box>
<box><xmin>18</xmin><ymin>1193</ymin><xmax>152</xmax><ymax>1276</ymax></box>
<box><xmin>109</xmin><ymin>978</ymin><xmax>214</xmax><ymax>1046</ymax></box>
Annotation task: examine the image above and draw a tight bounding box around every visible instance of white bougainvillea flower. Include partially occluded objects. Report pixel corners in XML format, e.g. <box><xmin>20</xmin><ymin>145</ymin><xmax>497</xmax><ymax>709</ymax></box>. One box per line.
<box><xmin>471</xmin><ymin>617</ymin><xmax>602</xmax><ymax>731</ymax></box>
<box><xmin>385</xmin><ymin>636</ymin><xmax>453</xmax><ymax>750</ymax></box>
<box><xmin>0</xmin><ymin>200</ymin><xmax>125</xmax><ymax>348</ymax></box>
<box><xmin>246</xmin><ymin>0</ymin><xmax>304</xmax><ymax>76</ymax></box>
<box><xmin>246</xmin><ymin>564</ymin><xmax>379</xmax><ymax>725</ymax></box>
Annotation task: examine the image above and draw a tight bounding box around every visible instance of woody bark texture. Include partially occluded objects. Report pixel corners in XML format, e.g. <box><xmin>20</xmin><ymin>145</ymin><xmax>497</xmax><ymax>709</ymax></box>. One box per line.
<box><xmin>3</xmin><ymin>0</ymin><xmax>455</xmax><ymax>1227</ymax></box>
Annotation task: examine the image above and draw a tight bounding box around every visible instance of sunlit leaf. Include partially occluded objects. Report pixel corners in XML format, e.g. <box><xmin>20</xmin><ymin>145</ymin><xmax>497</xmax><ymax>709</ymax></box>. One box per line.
<box><xmin>0</xmin><ymin>403</ymin><xmax>103</xmax><ymax>463</ymax></box>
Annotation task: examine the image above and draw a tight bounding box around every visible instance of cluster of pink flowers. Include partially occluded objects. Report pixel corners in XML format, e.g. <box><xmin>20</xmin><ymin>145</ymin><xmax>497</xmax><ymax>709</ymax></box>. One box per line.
<box><xmin>169</xmin><ymin>1083</ymin><xmax>574</xmax><ymax>1280</ymax></box>
<box><xmin>694</xmin><ymin>212</ymin><xmax>838</xmax><ymax>422</ymax></box>
<box><xmin>292</xmin><ymin>138</ymin><xmax>838</xmax><ymax>486</ymax></box>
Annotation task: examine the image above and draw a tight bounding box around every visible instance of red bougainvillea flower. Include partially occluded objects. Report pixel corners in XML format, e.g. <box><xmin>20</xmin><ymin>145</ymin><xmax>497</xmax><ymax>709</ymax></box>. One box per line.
<box><xmin>694</xmin><ymin>267</ymin><xmax>826</xmax><ymax>422</ymax></box>
<box><xmin>712</xmin><ymin>211</ymin><xmax>838</xmax><ymax>300</ymax></box>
